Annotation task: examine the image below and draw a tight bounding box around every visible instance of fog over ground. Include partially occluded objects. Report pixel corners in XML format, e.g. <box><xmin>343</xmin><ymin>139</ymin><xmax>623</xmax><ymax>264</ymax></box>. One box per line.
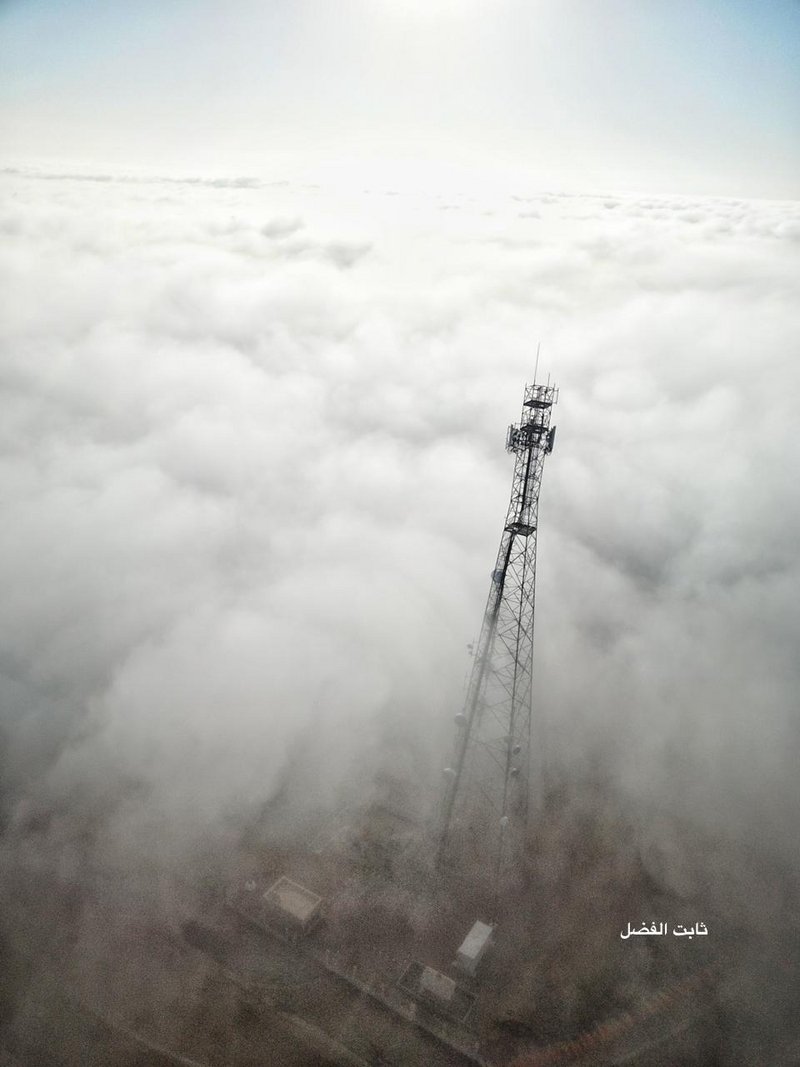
<box><xmin>1</xmin><ymin>166</ymin><xmax>799</xmax><ymax>887</ymax></box>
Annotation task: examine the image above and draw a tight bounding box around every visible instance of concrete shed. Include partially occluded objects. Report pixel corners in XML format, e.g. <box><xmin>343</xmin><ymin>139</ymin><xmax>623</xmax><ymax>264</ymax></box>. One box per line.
<box><xmin>261</xmin><ymin>876</ymin><xmax>323</xmax><ymax>938</ymax></box>
<box><xmin>455</xmin><ymin>920</ymin><xmax>494</xmax><ymax>976</ymax></box>
<box><xmin>420</xmin><ymin>966</ymin><xmax>456</xmax><ymax>1005</ymax></box>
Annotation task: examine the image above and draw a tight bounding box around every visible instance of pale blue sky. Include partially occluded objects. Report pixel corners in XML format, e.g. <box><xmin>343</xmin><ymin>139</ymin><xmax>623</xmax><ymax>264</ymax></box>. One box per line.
<box><xmin>1</xmin><ymin>0</ymin><xmax>798</xmax><ymax>195</ymax></box>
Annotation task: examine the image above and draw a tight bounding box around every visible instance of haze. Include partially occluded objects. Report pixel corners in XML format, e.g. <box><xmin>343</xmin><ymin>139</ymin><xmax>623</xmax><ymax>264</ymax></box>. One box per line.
<box><xmin>1</xmin><ymin>2</ymin><xmax>799</xmax><ymax>1063</ymax></box>
<box><xmin>2</xmin><ymin>0</ymin><xmax>799</xmax><ymax>196</ymax></box>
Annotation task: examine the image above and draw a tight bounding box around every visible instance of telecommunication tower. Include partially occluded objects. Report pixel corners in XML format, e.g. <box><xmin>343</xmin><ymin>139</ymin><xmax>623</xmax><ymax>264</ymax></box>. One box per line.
<box><xmin>437</xmin><ymin>379</ymin><xmax>557</xmax><ymax>900</ymax></box>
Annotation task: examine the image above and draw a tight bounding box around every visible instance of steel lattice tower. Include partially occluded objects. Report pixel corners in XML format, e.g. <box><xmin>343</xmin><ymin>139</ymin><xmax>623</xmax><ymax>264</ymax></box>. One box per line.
<box><xmin>437</xmin><ymin>380</ymin><xmax>558</xmax><ymax>896</ymax></box>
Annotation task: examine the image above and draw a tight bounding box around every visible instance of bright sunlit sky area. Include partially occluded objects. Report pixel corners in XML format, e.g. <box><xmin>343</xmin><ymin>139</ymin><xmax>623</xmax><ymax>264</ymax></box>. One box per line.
<box><xmin>1</xmin><ymin>0</ymin><xmax>798</xmax><ymax>197</ymax></box>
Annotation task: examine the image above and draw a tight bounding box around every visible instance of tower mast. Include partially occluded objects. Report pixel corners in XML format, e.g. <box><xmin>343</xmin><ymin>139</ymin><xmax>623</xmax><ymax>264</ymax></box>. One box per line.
<box><xmin>437</xmin><ymin>378</ymin><xmax>558</xmax><ymax>901</ymax></box>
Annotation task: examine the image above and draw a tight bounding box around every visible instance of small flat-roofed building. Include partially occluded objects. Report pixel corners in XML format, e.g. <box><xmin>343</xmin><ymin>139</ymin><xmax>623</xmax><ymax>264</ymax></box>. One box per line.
<box><xmin>419</xmin><ymin>966</ymin><xmax>456</xmax><ymax>1005</ymax></box>
<box><xmin>398</xmin><ymin>961</ymin><xmax>476</xmax><ymax>1023</ymax></box>
<box><xmin>455</xmin><ymin>920</ymin><xmax>493</xmax><ymax>977</ymax></box>
<box><xmin>261</xmin><ymin>876</ymin><xmax>323</xmax><ymax>939</ymax></box>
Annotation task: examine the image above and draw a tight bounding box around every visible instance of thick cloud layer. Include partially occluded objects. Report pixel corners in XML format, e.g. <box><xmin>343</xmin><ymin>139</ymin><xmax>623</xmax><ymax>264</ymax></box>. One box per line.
<box><xmin>1</xmin><ymin>168</ymin><xmax>798</xmax><ymax>874</ymax></box>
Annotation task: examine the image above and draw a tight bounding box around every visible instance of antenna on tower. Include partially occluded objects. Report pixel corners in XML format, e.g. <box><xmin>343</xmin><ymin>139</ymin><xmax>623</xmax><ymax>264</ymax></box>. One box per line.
<box><xmin>533</xmin><ymin>342</ymin><xmax>541</xmax><ymax>385</ymax></box>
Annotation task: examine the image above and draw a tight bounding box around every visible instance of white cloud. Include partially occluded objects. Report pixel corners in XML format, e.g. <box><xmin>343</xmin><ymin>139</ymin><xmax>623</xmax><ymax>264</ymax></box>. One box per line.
<box><xmin>1</xmin><ymin>168</ymin><xmax>799</xmax><ymax>873</ymax></box>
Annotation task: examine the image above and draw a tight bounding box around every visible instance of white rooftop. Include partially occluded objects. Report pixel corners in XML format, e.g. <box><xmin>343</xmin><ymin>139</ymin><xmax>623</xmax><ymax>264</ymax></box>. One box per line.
<box><xmin>420</xmin><ymin>966</ymin><xmax>456</xmax><ymax>1003</ymax></box>
<box><xmin>458</xmin><ymin>920</ymin><xmax>493</xmax><ymax>959</ymax></box>
<box><xmin>455</xmin><ymin>919</ymin><xmax>494</xmax><ymax>976</ymax></box>
<box><xmin>262</xmin><ymin>876</ymin><xmax>322</xmax><ymax>925</ymax></box>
